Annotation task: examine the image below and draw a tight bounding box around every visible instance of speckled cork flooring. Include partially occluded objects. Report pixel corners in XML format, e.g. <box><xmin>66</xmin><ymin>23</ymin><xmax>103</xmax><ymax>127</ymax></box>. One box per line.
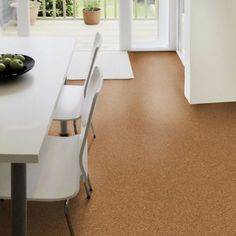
<box><xmin>0</xmin><ymin>52</ymin><xmax>236</xmax><ymax>236</ymax></box>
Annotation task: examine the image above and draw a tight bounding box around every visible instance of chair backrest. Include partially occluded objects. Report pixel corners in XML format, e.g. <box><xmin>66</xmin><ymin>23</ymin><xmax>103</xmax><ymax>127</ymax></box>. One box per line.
<box><xmin>79</xmin><ymin>66</ymin><xmax>103</xmax><ymax>176</ymax></box>
<box><xmin>83</xmin><ymin>32</ymin><xmax>103</xmax><ymax>98</ymax></box>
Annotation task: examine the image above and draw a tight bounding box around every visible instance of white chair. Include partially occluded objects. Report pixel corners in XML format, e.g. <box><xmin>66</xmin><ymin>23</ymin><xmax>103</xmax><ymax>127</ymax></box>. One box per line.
<box><xmin>53</xmin><ymin>32</ymin><xmax>102</xmax><ymax>137</ymax></box>
<box><xmin>0</xmin><ymin>67</ymin><xmax>104</xmax><ymax>236</ymax></box>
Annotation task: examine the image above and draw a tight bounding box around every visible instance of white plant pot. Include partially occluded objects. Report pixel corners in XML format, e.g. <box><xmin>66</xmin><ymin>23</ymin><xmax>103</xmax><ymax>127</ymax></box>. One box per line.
<box><xmin>30</xmin><ymin>2</ymin><xmax>41</xmax><ymax>25</ymax></box>
<box><xmin>10</xmin><ymin>1</ymin><xmax>41</xmax><ymax>26</ymax></box>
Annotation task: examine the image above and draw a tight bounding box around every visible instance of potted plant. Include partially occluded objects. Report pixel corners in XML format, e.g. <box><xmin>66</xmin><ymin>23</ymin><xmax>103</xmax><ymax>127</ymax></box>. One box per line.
<box><xmin>29</xmin><ymin>0</ymin><xmax>41</xmax><ymax>25</ymax></box>
<box><xmin>83</xmin><ymin>0</ymin><xmax>101</xmax><ymax>25</ymax></box>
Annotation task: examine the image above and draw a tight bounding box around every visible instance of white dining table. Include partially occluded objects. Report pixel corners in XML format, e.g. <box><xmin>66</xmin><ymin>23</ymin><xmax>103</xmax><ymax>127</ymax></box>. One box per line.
<box><xmin>0</xmin><ymin>36</ymin><xmax>75</xmax><ymax>236</ymax></box>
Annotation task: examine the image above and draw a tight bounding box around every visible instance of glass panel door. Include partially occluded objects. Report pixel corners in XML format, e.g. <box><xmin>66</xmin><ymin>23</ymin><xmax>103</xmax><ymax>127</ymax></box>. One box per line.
<box><xmin>119</xmin><ymin>0</ymin><xmax>173</xmax><ymax>50</ymax></box>
<box><xmin>132</xmin><ymin>0</ymin><xmax>159</xmax><ymax>44</ymax></box>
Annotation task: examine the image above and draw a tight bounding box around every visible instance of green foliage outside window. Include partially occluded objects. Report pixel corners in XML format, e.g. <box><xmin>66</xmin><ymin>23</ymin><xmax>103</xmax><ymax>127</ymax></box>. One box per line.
<box><xmin>38</xmin><ymin>0</ymin><xmax>74</xmax><ymax>17</ymax></box>
<box><xmin>84</xmin><ymin>0</ymin><xmax>100</xmax><ymax>11</ymax></box>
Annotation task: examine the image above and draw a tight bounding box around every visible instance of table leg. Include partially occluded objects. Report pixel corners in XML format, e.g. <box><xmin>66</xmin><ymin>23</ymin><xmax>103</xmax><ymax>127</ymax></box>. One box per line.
<box><xmin>11</xmin><ymin>163</ymin><xmax>27</xmax><ymax>236</ymax></box>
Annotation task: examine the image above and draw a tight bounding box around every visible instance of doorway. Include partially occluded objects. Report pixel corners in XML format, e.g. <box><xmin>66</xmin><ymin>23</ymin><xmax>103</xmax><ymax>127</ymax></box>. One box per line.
<box><xmin>119</xmin><ymin>0</ymin><xmax>176</xmax><ymax>51</ymax></box>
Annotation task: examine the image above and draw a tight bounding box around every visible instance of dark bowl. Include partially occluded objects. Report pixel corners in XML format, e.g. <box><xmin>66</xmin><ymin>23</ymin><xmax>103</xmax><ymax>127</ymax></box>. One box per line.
<box><xmin>0</xmin><ymin>55</ymin><xmax>35</xmax><ymax>81</ymax></box>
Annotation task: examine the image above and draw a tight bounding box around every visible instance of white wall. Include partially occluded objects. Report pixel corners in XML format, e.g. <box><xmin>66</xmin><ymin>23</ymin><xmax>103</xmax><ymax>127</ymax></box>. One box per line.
<box><xmin>185</xmin><ymin>0</ymin><xmax>236</xmax><ymax>104</ymax></box>
<box><xmin>119</xmin><ymin>0</ymin><xmax>132</xmax><ymax>50</ymax></box>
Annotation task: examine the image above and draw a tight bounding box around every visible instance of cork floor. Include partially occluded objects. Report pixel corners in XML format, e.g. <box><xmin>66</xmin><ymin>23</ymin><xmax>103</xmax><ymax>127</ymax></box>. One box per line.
<box><xmin>0</xmin><ymin>52</ymin><xmax>236</xmax><ymax>235</ymax></box>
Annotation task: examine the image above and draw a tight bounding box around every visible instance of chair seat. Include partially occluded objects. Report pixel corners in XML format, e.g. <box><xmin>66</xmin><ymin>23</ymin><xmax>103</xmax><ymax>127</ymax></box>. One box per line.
<box><xmin>53</xmin><ymin>85</ymin><xmax>84</xmax><ymax>121</ymax></box>
<box><xmin>0</xmin><ymin>135</ymin><xmax>87</xmax><ymax>201</ymax></box>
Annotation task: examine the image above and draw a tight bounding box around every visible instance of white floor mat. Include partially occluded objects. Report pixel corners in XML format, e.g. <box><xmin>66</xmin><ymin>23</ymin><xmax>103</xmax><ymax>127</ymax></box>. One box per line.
<box><xmin>67</xmin><ymin>50</ymin><xmax>134</xmax><ymax>80</ymax></box>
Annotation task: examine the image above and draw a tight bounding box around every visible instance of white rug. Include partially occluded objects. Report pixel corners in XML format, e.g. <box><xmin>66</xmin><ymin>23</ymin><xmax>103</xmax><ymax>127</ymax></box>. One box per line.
<box><xmin>67</xmin><ymin>50</ymin><xmax>134</xmax><ymax>80</ymax></box>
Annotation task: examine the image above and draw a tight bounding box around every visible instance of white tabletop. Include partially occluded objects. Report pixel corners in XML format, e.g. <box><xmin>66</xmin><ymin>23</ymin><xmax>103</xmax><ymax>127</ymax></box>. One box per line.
<box><xmin>0</xmin><ymin>36</ymin><xmax>75</xmax><ymax>163</ymax></box>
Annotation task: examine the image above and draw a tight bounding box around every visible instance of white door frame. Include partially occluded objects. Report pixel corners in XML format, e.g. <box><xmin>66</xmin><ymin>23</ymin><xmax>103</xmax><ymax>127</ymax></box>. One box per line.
<box><xmin>119</xmin><ymin>0</ymin><xmax>133</xmax><ymax>51</ymax></box>
<box><xmin>17</xmin><ymin>0</ymin><xmax>30</xmax><ymax>36</ymax></box>
<box><xmin>176</xmin><ymin>0</ymin><xmax>186</xmax><ymax>65</ymax></box>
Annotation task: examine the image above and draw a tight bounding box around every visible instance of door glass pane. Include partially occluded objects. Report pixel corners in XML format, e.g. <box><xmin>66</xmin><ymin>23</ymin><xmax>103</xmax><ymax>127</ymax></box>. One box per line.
<box><xmin>132</xmin><ymin>0</ymin><xmax>159</xmax><ymax>43</ymax></box>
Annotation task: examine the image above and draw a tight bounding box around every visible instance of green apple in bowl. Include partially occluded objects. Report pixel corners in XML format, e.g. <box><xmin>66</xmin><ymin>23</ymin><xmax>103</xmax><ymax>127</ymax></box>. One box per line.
<box><xmin>14</xmin><ymin>54</ymin><xmax>25</xmax><ymax>62</ymax></box>
<box><xmin>3</xmin><ymin>54</ymin><xmax>14</xmax><ymax>59</ymax></box>
<box><xmin>2</xmin><ymin>57</ymin><xmax>12</xmax><ymax>66</ymax></box>
<box><xmin>10</xmin><ymin>59</ymin><xmax>24</xmax><ymax>70</ymax></box>
<box><xmin>0</xmin><ymin>63</ymin><xmax>6</xmax><ymax>72</ymax></box>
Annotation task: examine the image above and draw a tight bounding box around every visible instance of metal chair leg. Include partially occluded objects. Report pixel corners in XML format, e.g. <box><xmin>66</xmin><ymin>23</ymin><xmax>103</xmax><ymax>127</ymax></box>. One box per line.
<box><xmin>64</xmin><ymin>200</ymin><xmax>75</xmax><ymax>236</ymax></box>
<box><xmin>90</xmin><ymin>122</ymin><xmax>96</xmax><ymax>139</ymax></box>
<box><xmin>60</xmin><ymin>121</ymin><xmax>69</xmax><ymax>137</ymax></box>
<box><xmin>73</xmin><ymin>120</ymin><xmax>78</xmax><ymax>135</ymax></box>
<box><xmin>87</xmin><ymin>175</ymin><xmax>93</xmax><ymax>192</ymax></box>
<box><xmin>73</xmin><ymin>120</ymin><xmax>95</xmax><ymax>137</ymax></box>
<box><xmin>83</xmin><ymin>181</ymin><xmax>91</xmax><ymax>199</ymax></box>
<box><xmin>80</xmin><ymin>164</ymin><xmax>92</xmax><ymax>199</ymax></box>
